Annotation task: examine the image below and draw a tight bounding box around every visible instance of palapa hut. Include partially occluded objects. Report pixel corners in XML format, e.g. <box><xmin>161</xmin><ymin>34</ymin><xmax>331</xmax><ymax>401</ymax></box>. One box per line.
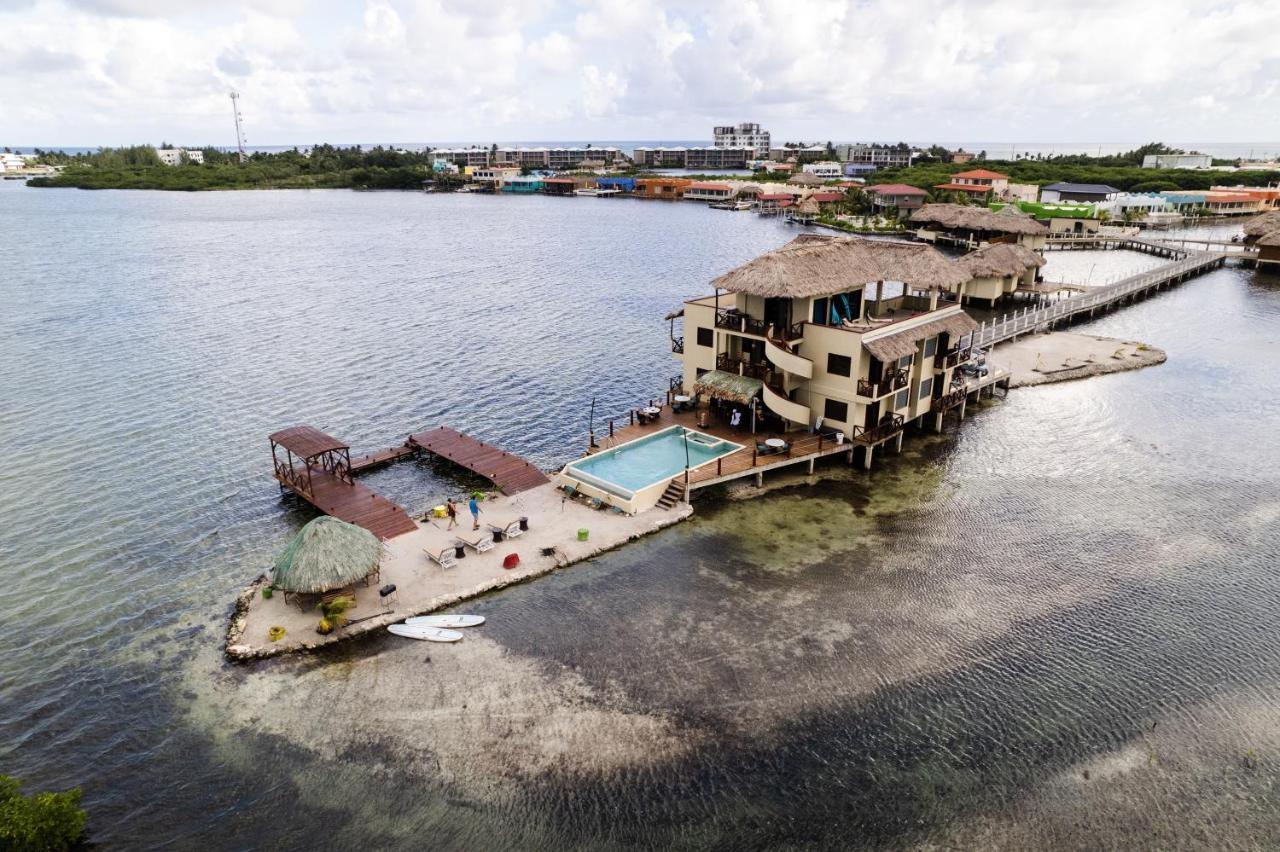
<box><xmin>788</xmin><ymin>172</ymin><xmax>822</xmax><ymax>187</ymax></box>
<box><xmin>911</xmin><ymin>203</ymin><xmax>1048</xmax><ymax>249</ymax></box>
<box><xmin>1256</xmin><ymin>229</ymin><xmax>1280</xmax><ymax>266</ymax></box>
<box><xmin>272</xmin><ymin>516</ymin><xmax>382</xmax><ymax>604</ymax></box>
<box><xmin>790</xmin><ymin>194</ymin><xmax>821</xmax><ymax>224</ymax></box>
<box><xmin>954</xmin><ymin>243</ymin><xmax>1046</xmax><ymax>307</ymax></box>
<box><xmin>1242</xmin><ymin>210</ymin><xmax>1280</xmax><ymax>243</ymax></box>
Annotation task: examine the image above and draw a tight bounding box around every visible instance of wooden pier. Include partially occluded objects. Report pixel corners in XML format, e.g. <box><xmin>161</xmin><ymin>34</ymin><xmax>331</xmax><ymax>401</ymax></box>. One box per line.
<box><xmin>407</xmin><ymin>427</ymin><xmax>550</xmax><ymax>494</ymax></box>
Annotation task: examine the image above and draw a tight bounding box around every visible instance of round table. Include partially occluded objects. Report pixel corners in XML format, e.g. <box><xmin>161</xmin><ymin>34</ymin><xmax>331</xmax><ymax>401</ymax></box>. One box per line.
<box><xmin>673</xmin><ymin>395</ymin><xmax>690</xmax><ymax>404</ymax></box>
<box><xmin>764</xmin><ymin>438</ymin><xmax>786</xmax><ymax>449</ymax></box>
<box><xmin>642</xmin><ymin>406</ymin><xmax>661</xmax><ymax>416</ymax></box>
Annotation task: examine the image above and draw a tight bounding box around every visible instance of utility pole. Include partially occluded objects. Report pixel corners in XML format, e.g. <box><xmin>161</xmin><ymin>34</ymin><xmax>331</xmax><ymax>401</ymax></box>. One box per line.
<box><xmin>229</xmin><ymin>92</ymin><xmax>247</xmax><ymax>163</ymax></box>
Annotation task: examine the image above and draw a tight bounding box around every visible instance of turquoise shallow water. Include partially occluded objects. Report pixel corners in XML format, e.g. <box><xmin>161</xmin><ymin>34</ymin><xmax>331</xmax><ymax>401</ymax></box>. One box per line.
<box><xmin>2</xmin><ymin>181</ymin><xmax>1279</xmax><ymax>850</ymax></box>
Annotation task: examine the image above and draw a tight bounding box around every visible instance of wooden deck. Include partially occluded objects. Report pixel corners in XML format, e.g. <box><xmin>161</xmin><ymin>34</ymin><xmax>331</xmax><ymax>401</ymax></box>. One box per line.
<box><xmin>278</xmin><ymin>467</ymin><xmax>418</xmax><ymax>539</ymax></box>
<box><xmin>349</xmin><ymin>444</ymin><xmax>416</xmax><ymax>473</ymax></box>
<box><xmin>407</xmin><ymin>427</ymin><xmax>550</xmax><ymax>494</ymax></box>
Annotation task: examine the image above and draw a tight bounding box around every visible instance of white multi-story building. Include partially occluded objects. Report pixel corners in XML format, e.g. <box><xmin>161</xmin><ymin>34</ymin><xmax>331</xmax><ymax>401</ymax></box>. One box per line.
<box><xmin>0</xmin><ymin>152</ymin><xmax>28</xmax><ymax>171</ymax></box>
<box><xmin>156</xmin><ymin>148</ymin><xmax>204</xmax><ymax>166</ymax></box>
<box><xmin>836</xmin><ymin>144</ymin><xmax>914</xmax><ymax>169</ymax></box>
<box><xmin>714</xmin><ymin>122</ymin><xmax>771</xmax><ymax>156</ymax></box>
<box><xmin>802</xmin><ymin>161</ymin><xmax>844</xmax><ymax>179</ymax></box>
<box><xmin>1141</xmin><ymin>153</ymin><xmax>1212</xmax><ymax>169</ymax></box>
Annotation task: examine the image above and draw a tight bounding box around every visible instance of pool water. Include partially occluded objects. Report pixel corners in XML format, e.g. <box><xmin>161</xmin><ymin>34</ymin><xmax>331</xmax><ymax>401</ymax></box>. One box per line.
<box><xmin>567</xmin><ymin>427</ymin><xmax>740</xmax><ymax>494</ymax></box>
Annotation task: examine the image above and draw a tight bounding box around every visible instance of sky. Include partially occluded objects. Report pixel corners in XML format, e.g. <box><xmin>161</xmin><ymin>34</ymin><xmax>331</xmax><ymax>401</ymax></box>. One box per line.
<box><xmin>2</xmin><ymin>0</ymin><xmax>1279</xmax><ymax>148</ymax></box>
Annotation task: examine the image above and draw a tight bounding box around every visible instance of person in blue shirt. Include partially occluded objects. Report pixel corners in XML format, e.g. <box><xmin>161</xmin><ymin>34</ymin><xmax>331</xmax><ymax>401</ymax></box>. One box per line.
<box><xmin>468</xmin><ymin>495</ymin><xmax>481</xmax><ymax>530</ymax></box>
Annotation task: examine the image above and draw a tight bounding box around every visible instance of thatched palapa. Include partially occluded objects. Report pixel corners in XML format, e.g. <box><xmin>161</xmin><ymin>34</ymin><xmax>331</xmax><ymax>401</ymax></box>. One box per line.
<box><xmin>693</xmin><ymin>370</ymin><xmax>763</xmax><ymax>405</ymax></box>
<box><xmin>957</xmin><ymin>243</ymin><xmax>1046</xmax><ymax>278</ymax></box>
<box><xmin>710</xmin><ymin>234</ymin><xmax>972</xmax><ymax>298</ymax></box>
<box><xmin>793</xmin><ymin>195</ymin><xmax>821</xmax><ymax>216</ymax></box>
<box><xmin>863</xmin><ymin>311</ymin><xmax>979</xmax><ymax>362</ymax></box>
<box><xmin>1243</xmin><ymin>210</ymin><xmax>1280</xmax><ymax>241</ymax></box>
<box><xmin>911</xmin><ymin>203</ymin><xmax>1048</xmax><ymax>235</ymax></box>
<box><xmin>272</xmin><ymin>516</ymin><xmax>381</xmax><ymax>594</ymax></box>
<box><xmin>788</xmin><ymin>172</ymin><xmax>822</xmax><ymax>186</ymax></box>
<box><xmin>1257</xmin><ymin>230</ymin><xmax>1280</xmax><ymax>247</ymax></box>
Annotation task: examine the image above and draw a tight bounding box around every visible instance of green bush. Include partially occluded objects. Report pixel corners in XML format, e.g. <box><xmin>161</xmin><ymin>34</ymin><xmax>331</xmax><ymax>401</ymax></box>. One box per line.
<box><xmin>0</xmin><ymin>775</ymin><xmax>87</xmax><ymax>852</ymax></box>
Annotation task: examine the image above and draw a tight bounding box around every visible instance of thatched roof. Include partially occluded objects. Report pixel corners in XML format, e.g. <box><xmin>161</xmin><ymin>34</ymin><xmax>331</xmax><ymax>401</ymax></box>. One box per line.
<box><xmin>272</xmin><ymin>516</ymin><xmax>381</xmax><ymax>594</ymax></box>
<box><xmin>794</xmin><ymin>195</ymin><xmax>821</xmax><ymax>216</ymax></box>
<box><xmin>1243</xmin><ymin>210</ymin><xmax>1280</xmax><ymax>240</ymax></box>
<box><xmin>710</xmin><ymin>234</ymin><xmax>972</xmax><ymax>298</ymax></box>
<box><xmin>788</xmin><ymin>172</ymin><xmax>822</xmax><ymax>186</ymax></box>
<box><xmin>737</xmin><ymin>183</ymin><xmax>763</xmax><ymax>195</ymax></box>
<box><xmin>1257</xmin><ymin>230</ymin><xmax>1280</xmax><ymax>247</ymax></box>
<box><xmin>693</xmin><ymin>370</ymin><xmax>762</xmax><ymax>405</ymax></box>
<box><xmin>958</xmin><ymin>243</ymin><xmax>1046</xmax><ymax>278</ymax></box>
<box><xmin>911</xmin><ymin>203</ymin><xmax>1048</xmax><ymax>235</ymax></box>
<box><xmin>864</xmin><ymin>311</ymin><xmax>978</xmax><ymax>361</ymax></box>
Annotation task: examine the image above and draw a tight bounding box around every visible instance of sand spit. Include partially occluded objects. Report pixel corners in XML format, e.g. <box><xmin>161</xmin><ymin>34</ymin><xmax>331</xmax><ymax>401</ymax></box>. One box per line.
<box><xmin>993</xmin><ymin>331</ymin><xmax>1166</xmax><ymax>388</ymax></box>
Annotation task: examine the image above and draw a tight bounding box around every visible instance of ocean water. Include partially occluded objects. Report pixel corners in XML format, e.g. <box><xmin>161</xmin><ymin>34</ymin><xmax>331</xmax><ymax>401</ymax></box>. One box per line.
<box><xmin>2</xmin><ymin>181</ymin><xmax>1279</xmax><ymax>850</ymax></box>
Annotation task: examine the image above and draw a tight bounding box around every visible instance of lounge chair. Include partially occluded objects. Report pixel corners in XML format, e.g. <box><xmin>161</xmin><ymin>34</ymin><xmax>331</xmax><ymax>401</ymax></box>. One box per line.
<box><xmin>425</xmin><ymin>546</ymin><xmax>457</xmax><ymax>570</ymax></box>
<box><xmin>454</xmin><ymin>533</ymin><xmax>494</xmax><ymax>554</ymax></box>
<box><xmin>488</xmin><ymin>519</ymin><xmax>524</xmax><ymax>540</ymax></box>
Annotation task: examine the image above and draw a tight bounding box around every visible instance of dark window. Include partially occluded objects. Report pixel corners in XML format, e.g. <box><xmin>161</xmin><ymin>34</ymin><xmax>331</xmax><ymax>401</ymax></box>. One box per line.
<box><xmin>696</xmin><ymin>327</ymin><xmax>713</xmax><ymax>348</ymax></box>
<box><xmin>824</xmin><ymin>399</ymin><xmax>849</xmax><ymax>423</ymax></box>
<box><xmin>812</xmin><ymin>297</ymin><xmax>829</xmax><ymax>325</ymax></box>
<box><xmin>827</xmin><ymin>353</ymin><xmax>852</xmax><ymax>377</ymax></box>
<box><xmin>893</xmin><ymin>389</ymin><xmax>909</xmax><ymax>410</ymax></box>
<box><xmin>696</xmin><ymin>367</ymin><xmax>709</xmax><ymax>378</ymax></box>
<box><xmin>922</xmin><ymin>336</ymin><xmax>938</xmax><ymax>358</ymax></box>
<box><xmin>919</xmin><ymin>377</ymin><xmax>933</xmax><ymax>400</ymax></box>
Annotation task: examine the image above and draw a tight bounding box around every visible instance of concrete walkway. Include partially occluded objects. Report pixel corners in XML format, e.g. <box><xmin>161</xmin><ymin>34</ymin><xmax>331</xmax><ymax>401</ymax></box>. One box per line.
<box><xmin>226</xmin><ymin>484</ymin><xmax>691</xmax><ymax>660</ymax></box>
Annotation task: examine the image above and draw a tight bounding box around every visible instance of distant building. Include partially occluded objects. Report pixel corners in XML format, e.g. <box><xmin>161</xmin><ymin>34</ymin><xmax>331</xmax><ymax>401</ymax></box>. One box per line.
<box><xmin>802</xmin><ymin>161</ymin><xmax>844</xmax><ymax>180</ymax></box>
<box><xmin>769</xmin><ymin>144</ymin><xmax>829</xmax><ymax>164</ymax></box>
<box><xmin>633</xmin><ymin>146</ymin><xmax>753</xmax><ymax>170</ymax></box>
<box><xmin>1164</xmin><ymin>190</ymin><xmax>1265</xmax><ymax>215</ymax></box>
<box><xmin>933</xmin><ymin>168</ymin><xmax>1010</xmax><ymax>199</ymax></box>
<box><xmin>836</xmin><ymin>143</ymin><xmax>914</xmax><ymax>169</ymax></box>
<box><xmin>472</xmin><ymin>166</ymin><xmax>520</xmax><ymax>187</ymax></box>
<box><xmin>864</xmin><ymin>183</ymin><xmax>928</xmax><ymax>215</ymax></box>
<box><xmin>683</xmin><ymin>182</ymin><xmax>736</xmax><ymax>202</ymax></box>
<box><xmin>949</xmin><ymin>149</ymin><xmax>975</xmax><ymax>164</ymax></box>
<box><xmin>713</xmin><ymin>122</ymin><xmax>771</xmax><ymax>156</ymax></box>
<box><xmin>433</xmin><ymin>146</ymin><xmax>619</xmax><ymax>170</ymax></box>
<box><xmin>1142</xmin><ymin>153</ymin><xmax>1213</xmax><ymax>169</ymax></box>
<box><xmin>156</xmin><ymin>148</ymin><xmax>204</xmax><ymax>166</ymax></box>
<box><xmin>634</xmin><ymin>177</ymin><xmax>693</xmax><ymax>199</ymax></box>
<box><xmin>1039</xmin><ymin>182</ymin><xmax>1120</xmax><ymax>203</ymax></box>
<box><xmin>1211</xmin><ymin>185</ymin><xmax>1280</xmax><ymax>210</ymax></box>
<box><xmin>0</xmin><ymin>152</ymin><xmax>28</xmax><ymax>171</ymax></box>
<box><xmin>843</xmin><ymin>163</ymin><xmax>878</xmax><ymax>178</ymax></box>
<box><xmin>1002</xmin><ymin>183</ymin><xmax>1040</xmax><ymax>203</ymax></box>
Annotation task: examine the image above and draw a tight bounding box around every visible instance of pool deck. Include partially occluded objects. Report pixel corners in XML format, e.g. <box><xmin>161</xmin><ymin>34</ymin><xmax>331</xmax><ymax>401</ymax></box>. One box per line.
<box><xmin>225</xmin><ymin>484</ymin><xmax>691</xmax><ymax>660</ymax></box>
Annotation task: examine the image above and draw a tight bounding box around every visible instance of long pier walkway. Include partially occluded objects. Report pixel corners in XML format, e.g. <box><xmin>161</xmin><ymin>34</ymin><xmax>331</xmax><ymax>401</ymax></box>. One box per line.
<box><xmin>970</xmin><ymin>249</ymin><xmax>1227</xmax><ymax>349</ymax></box>
<box><xmin>407</xmin><ymin>427</ymin><xmax>550</xmax><ymax>494</ymax></box>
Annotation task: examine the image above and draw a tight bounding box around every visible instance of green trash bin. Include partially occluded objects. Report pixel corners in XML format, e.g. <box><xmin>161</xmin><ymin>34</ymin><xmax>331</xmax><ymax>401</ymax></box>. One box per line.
<box><xmin>577</xmin><ymin>528</ymin><xmax>589</xmax><ymax>542</ymax></box>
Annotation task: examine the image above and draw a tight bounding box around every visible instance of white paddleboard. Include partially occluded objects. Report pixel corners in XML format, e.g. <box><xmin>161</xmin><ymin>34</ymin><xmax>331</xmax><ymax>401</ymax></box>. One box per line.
<box><xmin>387</xmin><ymin>624</ymin><xmax>463</xmax><ymax>643</ymax></box>
<box><xmin>405</xmin><ymin>614</ymin><xmax>485</xmax><ymax>629</ymax></box>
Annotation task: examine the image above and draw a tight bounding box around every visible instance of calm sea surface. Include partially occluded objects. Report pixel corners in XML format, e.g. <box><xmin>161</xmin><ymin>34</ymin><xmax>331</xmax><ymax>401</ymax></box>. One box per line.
<box><xmin>2</xmin><ymin>181</ymin><xmax>1279</xmax><ymax>850</ymax></box>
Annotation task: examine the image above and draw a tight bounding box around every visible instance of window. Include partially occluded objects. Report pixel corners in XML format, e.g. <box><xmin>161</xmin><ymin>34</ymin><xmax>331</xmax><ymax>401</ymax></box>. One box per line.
<box><xmin>893</xmin><ymin>389</ymin><xmax>909</xmax><ymax>410</ymax></box>
<box><xmin>827</xmin><ymin>353</ymin><xmax>852</xmax><ymax>377</ymax></box>
<box><xmin>922</xmin><ymin>336</ymin><xmax>938</xmax><ymax>358</ymax></box>
<box><xmin>919</xmin><ymin>377</ymin><xmax>933</xmax><ymax>400</ymax></box>
<box><xmin>897</xmin><ymin>354</ymin><xmax>913</xmax><ymax>370</ymax></box>
<box><xmin>812</xmin><ymin>298</ymin><xmax>829</xmax><ymax>325</ymax></box>
<box><xmin>824</xmin><ymin>399</ymin><xmax>849</xmax><ymax>423</ymax></box>
<box><xmin>696</xmin><ymin>367</ymin><xmax>709</xmax><ymax>378</ymax></box>
<box><xmin>696</xmin><ymin>327</ymin><xmax>713</xmax><ymax>348</ymax></box>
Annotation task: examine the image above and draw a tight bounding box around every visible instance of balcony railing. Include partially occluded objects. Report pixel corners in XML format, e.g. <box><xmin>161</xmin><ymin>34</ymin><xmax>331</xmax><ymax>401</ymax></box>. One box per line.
<box><xmin>857</xmin><ymin>370</ymin><xmax>908</xmax><ymax>398</ymax></box>
<box><xmin>851</xmin><ymin>414</ymin><xmax>905</xmax><ymax>446</ymax></box>
<box><xmin>934</xmin><ymin>387</ymin><xmax>966</xmax><ymax>410</ymax></box>
<box><xmin>717</xmin><ymin>352</ymin><xmax>769</xmax><ymax>380</ymax></box>
<box><xmin>715</xmin><ymin>309</ymin><xmax>769</xmax><ymax>337</ymax></box>
<box><xmin>935</xmin><ymin>347</ymin><xmax>970</xmax><ymax>369</ymax></box>
<box><xmin>671</xmin><ymin>336</ymin><xmax>684</xmax><ymax>354</ymax></box>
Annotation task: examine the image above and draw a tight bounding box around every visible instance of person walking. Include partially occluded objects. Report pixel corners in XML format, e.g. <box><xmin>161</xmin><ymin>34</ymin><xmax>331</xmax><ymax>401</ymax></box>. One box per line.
<box><xmin>469</xmin><ymin>494</ymin><xmax>482</xmax><ymax>530</ymax></box>
<box><xmin>445</xmin><ymin>498</ymin><xmax>458</xmax><ymax>530</ymax></box>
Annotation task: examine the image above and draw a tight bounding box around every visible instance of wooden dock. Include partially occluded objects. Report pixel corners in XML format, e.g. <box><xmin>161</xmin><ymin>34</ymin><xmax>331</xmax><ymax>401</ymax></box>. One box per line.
<box><xmin>297</xmin><ymin>468</ymin><xmax>418</xmax><ymax>539</ymax></box>
<box><xmin>407</xmin><ymin>427</ymin><xmax>550</xmax><ymax>494</ymax></box>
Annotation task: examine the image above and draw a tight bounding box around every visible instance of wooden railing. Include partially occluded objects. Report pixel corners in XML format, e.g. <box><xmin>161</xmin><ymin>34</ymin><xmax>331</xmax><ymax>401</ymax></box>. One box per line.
<box><xmin>717</xmin><ymin>352</ymin><xmax>769</xmax><ymax>380</ymax></box>
<box><xmin>671</xmin><ymin>336</ymin><xmax>684</xmax><ymax>354</ymax></box>
<box><xmin>935</xmin><ymin>387</ymin><xmax>966</xmax><ymax>410</ymax></box>
<box><xmin>715</xmin><ymin>309</ymin><xmax>769</xmax><ymax>337</ymax></box>
<box><xmin>850</xmin><ymin>414</ymin><xmax>905</xmax><ymax>446</ymax></box>
<box><xmin>935</xmin><ymin>348</ymin><xmax>970</xmax><ymax>369</ymax></box>
<box><xmin>857</xmin><ymin>370</ymin><xmax>908</xmax><ymax>398</ymax></box>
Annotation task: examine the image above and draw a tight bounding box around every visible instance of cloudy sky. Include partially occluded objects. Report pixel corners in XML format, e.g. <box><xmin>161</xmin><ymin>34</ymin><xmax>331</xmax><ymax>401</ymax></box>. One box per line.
<box><xmin>2</xmin><ymin>0</ymin><xmax>1279</xmax><ymax>148</ymax></box>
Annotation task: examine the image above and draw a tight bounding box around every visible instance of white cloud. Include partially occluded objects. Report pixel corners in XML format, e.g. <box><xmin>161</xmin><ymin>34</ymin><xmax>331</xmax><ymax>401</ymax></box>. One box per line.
<box><xmin>1</xmin><ymin>0</ymin><xmax>1278</xmax><ymax>146</ymax></box>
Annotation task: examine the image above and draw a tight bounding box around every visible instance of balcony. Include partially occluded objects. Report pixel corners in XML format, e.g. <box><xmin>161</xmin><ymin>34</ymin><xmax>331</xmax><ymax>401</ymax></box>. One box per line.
<box><xmin>764</xmin><ymin>336</ymin><xmax>813</xmax><ymax>379</ymax></box>
<box><xmin>857</xmin><ymin>370</ymin><xmax>908</xmax><ymax>399</ymax></box>
<box><xmin>935</xmin><ymin>387</ymin><xmax>967</xmax><ymax>410</ymax></box>
<box><xmin>671</xmin><ymin>337</ymin><xmax>684</xmax><ymax>354</ymax></box>
<box><xmin>851</xmin><ymin>413</ymin><xmax>905</xmax><ymax>446</ymax></box>
<box><xmin>715</xmin><ymin>309</ymin><xmax>769</xmax><ymax>337</ymax></box>
<box><xmin>935</xmin><ymin>347</ymin><xmax>970</xmax><ymax>370</ymax></box>
<box><xmin>717</xmin><ymin>352</ymin><xmax>769</xmax><ymax>381</ymax></box>
<box><xmin>762</xmin><ymin>379</ymin><xmax>811</xmax><ymax>426</ymax></box>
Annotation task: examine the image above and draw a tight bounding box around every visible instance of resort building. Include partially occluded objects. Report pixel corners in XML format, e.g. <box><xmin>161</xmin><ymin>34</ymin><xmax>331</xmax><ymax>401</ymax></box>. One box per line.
<box><xmin>1211</xmin><ymin>186</ymin><xmax>1280</xmax><ymax>210</ymax></box>
<box><xmin>932</xmin><ymin>169</ymin><xmax>1010</xmax><ymax>200</ymax></box>
<box><xmin>675</xmin><ymin>235</ymin><xmax>979</xmax><ymax>452</ymax></box>
<box><xmin>769</xmin><ymin>144</ymin><xmax>830</xmax><ymax>164</ymax></box>
<box><xmin>952</xmin><ymin>243</ymin><xmax>1044</xmax><ymax>307</ymax></box>
<box><xmin>633</xmin><ymin>146</ymin><xmax>754</xmax><ymax>169</ymax></box>
<box><xmin>1163</xmin><ymin>190</ymin><xmax>1265</xmax><ymax>216</ymax></box>
<box><xmin>0</xmin><ymin>152</ymin><xmax>28</xmax><ymax>171</ymax></box>
<box><xmin>993</xmin><ymin>201</ymin><xmax>1102</xmax><ymax>235</ymax></box>
<box><xmin>433</xmin><ymin>147</ymin><xmax>492</xmax><ymax>168</ymax></box>
<box><xmin>1142</xmin><ymin>153</ymin><xmax>1212</xmax><ymax>169</ymax></box>
<box><xmin>803</xmin><ymin>161</ymin><xmax>844</xmax><ymax>179</ymax></box>
<box><xmin>435</xmin><ymin>146</ymin><xmax>620</xmax><ymax>170</ymax></box>
<box><xmin>683</xmin><ymin>182</ymin><xmax>736</xmax><ymax>202</ymax></box>
<box><xmin>836</xmin><ymin>143</ymin><xmax>915</xmax><ymax>169</ymax></box>
<box><xmin>500</xmin><ymin>175</ymin><xmax>545</xmax><ymax>193</ymax></box>
<box><xmin>156</xmin><ymin>148</ymin><xmax>204</xmax><ymax>165</ymax></box>
<box><xmin>949</xmin><ymin>149</ymin><xmax>976</xmax><ymax>164</ymax></box>
<box><xmin>864</xmin><ymin>184</ymin><xmax>928</xmax><ymax>215</ymax></box>
<box><xmin>634</xmin><ymin>177</ymin><xmax>693</xmax><ymax>199</ymax></box>
<box><xmin>714</xmin><ymin>122</ymin><xmax>771</xmax><ymax>156</ymax></box>
<box><xmin>633</xmin><ymin>147</ymin><xmax>689</xmax><ymax>168</ymax></box>
<box><xmin>1040</xmin><ymin>182</ymin><xmax>1120</xmax><ymax>203</ymax></box>
<box><xmin>472</xmin><ymin>165</ymin><xmax>520</xmax><ymax>187</ymax></box>
<box><xmin>911</xmin><ymin>203</ymin><xmax>1049</xmax><ymax>250</ymax></box>
<box><xmin>1003</xmin><ymin>183</ymin><xmax>1040</xmax><ymax>203</ymax></box>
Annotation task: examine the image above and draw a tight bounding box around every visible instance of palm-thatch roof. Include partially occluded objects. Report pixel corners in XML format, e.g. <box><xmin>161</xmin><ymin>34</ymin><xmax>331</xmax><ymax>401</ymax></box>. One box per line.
<box><xmin>957</xmin><ymin>243</ymin><xmax>1046</xmax><ymax>278</ymax></box>
<box><xmin>1257</xmin><ymin>230</ymin><xmax>1280</xmax><ymax>247</ymax></box>
<box><xmin>794</xmin><ymin>195</ymin><xmax>821</xmax><ymax>216</ymax></box>
<box><xmin>737</xmin><ymin>183</ymin><xmax>763</xmax><ymax>195</ymax></box>
<box><xmin>911</xmin><ymin>203</ymin><xmax>1048</xmax><ymax>235</ymax></box>
<box><xmin>693</xmin><ymin>370</ymin><xmax>763</xmax><ymax>405</ymax></box>
<box><xmin>710</xmin><ymin>234</ymin><xmax>972</xmax><ymax>297</ymax></box>
<box><xmin>1243</xmin><ymin>210</ymin><xmax>1280</xmax><ymax>241</ymax></box>
<box><xmin>272</xmin><ymin>516</ymin><xmax>381</xmax><ymax>594</ymax></box>
<box><xmin>788</xmin><ymin>172</ymin><xmax>822</xmax><ymax>186</ymax></box>
<box><xmin>864</xmin><ymin>310</ymin><xmax>979</xmax><ymax>361</ymax></box>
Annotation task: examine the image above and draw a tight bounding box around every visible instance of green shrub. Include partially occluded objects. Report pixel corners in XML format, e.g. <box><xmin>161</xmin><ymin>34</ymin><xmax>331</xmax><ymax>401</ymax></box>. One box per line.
<box><xmin>0</xmin><ymin>775</ymin><xmax>87</xmax><ymax>852</ymax></box>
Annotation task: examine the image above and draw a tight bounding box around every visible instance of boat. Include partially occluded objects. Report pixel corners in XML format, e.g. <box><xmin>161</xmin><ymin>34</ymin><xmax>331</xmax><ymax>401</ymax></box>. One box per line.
<box><xmin>405</xmin><ymin>614</ymin><xmax>485</xmax><ymax>628</ymax></box>
<box><xmin>574</xmin><ymin>187</ymin><xmax>622</xmax><ymax>197</ymax></box>
<box><xmin>387</xmin><ymin>624</ymin><xmax>463</xmax><ymax>642</ymax></box>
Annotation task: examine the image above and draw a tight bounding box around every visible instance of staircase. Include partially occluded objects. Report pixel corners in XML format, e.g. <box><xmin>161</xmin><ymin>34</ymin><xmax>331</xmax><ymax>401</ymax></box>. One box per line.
<box><xmin>656</xmin><ymin>478</ymin><xmax>685</xmax><ymax>510</ymax></box>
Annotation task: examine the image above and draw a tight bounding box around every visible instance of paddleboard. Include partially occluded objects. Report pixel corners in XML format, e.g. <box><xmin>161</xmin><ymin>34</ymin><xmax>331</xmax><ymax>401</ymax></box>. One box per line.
<box><xmin>405</xmin><ymin>614</ymin><xmax>485</xmax><ymax>629</ymax></box>
<box><xmin>387</xmin><ymin>624</ymin><xmax>463</xmax><ymax>643</ymax></box>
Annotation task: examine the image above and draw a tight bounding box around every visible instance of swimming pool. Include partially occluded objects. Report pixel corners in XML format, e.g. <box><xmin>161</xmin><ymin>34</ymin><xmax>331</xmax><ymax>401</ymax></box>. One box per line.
<box><xmin>564</xmin><ymin>426</ymin><xmax>742</xmax><ymax>500</ymax></box>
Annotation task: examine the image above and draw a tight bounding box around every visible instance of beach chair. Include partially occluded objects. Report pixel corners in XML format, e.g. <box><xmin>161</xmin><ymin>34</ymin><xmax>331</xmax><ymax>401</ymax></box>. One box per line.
<box><xmin>454</xmin><ymin>532</ymin><xmax>494</xmax><ymax>554</ymax></box>
<box><xmin>425</xmin><ymin>546</ymin><xmax>457</xmax><ymax>570</ymax></box>
<box><xmin>489</xmin><ymin>519</ymin><xmax>524</xmax><ymax>540</ymax></box>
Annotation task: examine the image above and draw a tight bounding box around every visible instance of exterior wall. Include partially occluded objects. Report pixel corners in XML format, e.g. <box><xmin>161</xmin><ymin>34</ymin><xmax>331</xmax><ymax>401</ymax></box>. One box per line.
<box><xmin>156</xmin><ymin>149</ymin><xmax>202</xmax><ymax>165</ymax></box>
<box><xmin>1044</xmin><ymin>217</ymin><xmax>1101</xmax><ymax>234</ymax></box>
<box><xmin>802</xmin><ymin>161</ymin><xmax>843</xmax><ymax>179</ymax></box>
<box><xmin>684</xmin><ymin>186</ymin><xmax>734</xmax><ymax>201</ymax></box>
<box><xmin>837</xmin><ymin>144</ymin><xmax>914</xmax><ymax>168</ymax></box>
<box><xmin>1142</xmin><ymin>154</ymin><xmax>1212</xmax><ymax>169</ymax></box>
<box><xmin>686</xmin><ymin>147</ymin><xmax>753</xmax><ymax>169</ymax></box>
<box><xmin>713</xmin><ymin>123</ymin><xmax>771</xmax><ymax>156</ymax></box>
<box><xmin>635</xmin><ymin>178</ymin><xmax>692</xmax><ymax>199</ymax></box>
<box><xmin>1003</xmin><ymin>183</ymin><xmax>1039</xmax><ymax>202</ymax></box>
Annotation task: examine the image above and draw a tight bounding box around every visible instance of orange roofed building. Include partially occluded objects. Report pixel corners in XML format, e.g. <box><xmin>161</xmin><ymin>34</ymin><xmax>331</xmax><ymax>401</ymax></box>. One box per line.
<box><xmin>934</xmin><ymin>168</ymin><xmax>1010</xmax><ymax>199</ymax></box>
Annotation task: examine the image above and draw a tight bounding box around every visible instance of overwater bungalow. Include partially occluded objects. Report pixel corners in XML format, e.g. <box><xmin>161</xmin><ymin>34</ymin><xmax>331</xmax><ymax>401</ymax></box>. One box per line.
<box><xmin>953</xmin><ymin>243</ymin><xmax>1045</xmax><ymax>307</ymax></box>
<box><xmin>911</xmin><ymin>203</ymin><xmax>1048</xmax><ymax>250</ymax></box>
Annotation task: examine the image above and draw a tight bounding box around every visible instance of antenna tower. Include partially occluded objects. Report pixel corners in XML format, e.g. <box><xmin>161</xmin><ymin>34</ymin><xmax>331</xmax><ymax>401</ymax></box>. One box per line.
<box><xmin>229</xmin><ymin>92</ymin><xmax>247</xmax><ymax>163</ymax></box>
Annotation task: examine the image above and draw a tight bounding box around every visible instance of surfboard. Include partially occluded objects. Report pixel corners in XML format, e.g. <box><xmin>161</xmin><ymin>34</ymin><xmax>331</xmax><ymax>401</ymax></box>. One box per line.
<box><xmin>405</xmin><ymin>614</ymin><xmax>485</xmax><ymax>629</ymax></box>
<box><xmin>387</xmin><ymin>624</ymin><xmax>464</xmax><ymax>642</ymax></box>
